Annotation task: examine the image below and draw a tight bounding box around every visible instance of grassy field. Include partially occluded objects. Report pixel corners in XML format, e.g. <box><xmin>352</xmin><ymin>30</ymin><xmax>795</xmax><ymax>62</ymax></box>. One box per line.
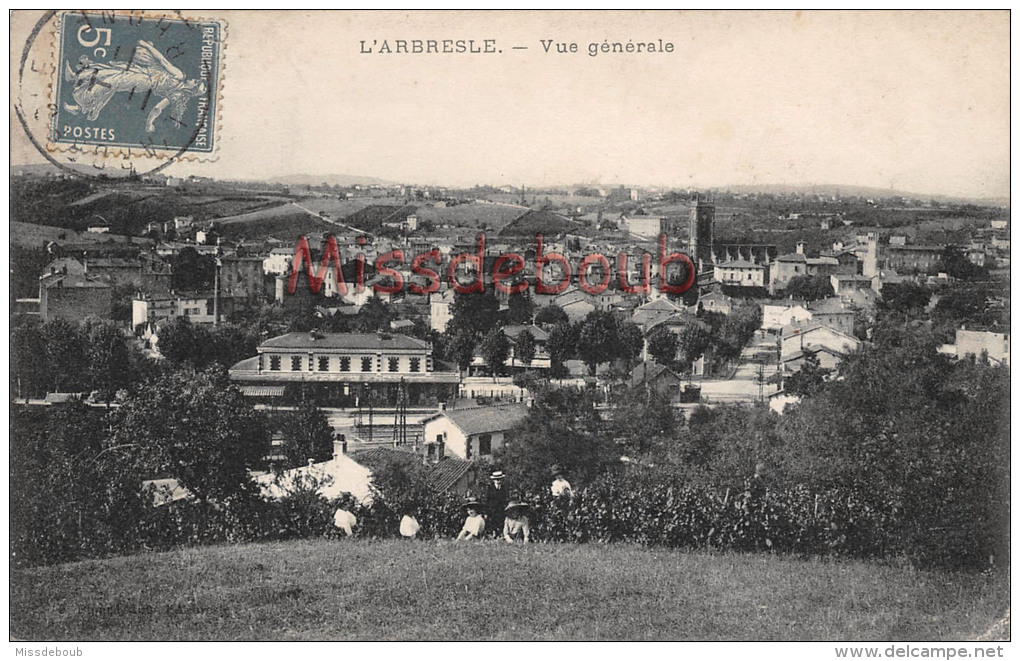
<box><xmin>10</xmin><ymin>539</ymin><xmax>1007</xmax><ymax>641</ymax></box>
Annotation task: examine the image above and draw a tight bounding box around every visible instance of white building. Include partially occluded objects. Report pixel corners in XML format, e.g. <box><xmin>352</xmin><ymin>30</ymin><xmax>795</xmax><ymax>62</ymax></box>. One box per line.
<box><xmin>429</xmin><ymin>288</ymin><xmax>456</xmax><ymax>332</ymax></box>
<box><xmin>620</xmin><ymin>214</ymin><xmax>666</xmax><ymax>240</ymax></box>
<box><xmin>780</xmin><ymin>322</ymin><xmax>861</xmax><ymax>373</ymax></box>
<box><xmin>420</xmin><ymin>404</ymin><xmax>530</xmax><ymax>461</ymax></box>
<box><xmin>264</xmin><ymin>247</ymin><xmax>296</xmax><ymax>276</ymax></box>
<box><xmin>714</xmin><ymin>260</ymin><xmax>766</xmax><ymax>288</ymax></box>
<box><xmin>762</xmin><ymin>304</ymin><xmax>813</xmax><ymax>331</ymax></box>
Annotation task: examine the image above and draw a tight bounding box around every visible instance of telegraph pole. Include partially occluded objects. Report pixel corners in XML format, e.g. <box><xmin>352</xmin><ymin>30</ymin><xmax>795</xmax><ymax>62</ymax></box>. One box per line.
<box><xmin>213</xmin><ymin>249</ymin><xmax>222</xmax><ymax>327</ymax></box>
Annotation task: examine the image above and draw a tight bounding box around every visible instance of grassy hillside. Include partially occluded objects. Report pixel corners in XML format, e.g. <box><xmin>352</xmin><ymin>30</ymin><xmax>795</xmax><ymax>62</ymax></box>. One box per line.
<box><xmin>10</xmin><ymin>539</ymin><xmax>1007</xmax><ymax>641</ymax></box>
<box><xmin>214</xmin><ymin>207</ymin><xmax>338</xmax><ymax>243</ymax></box>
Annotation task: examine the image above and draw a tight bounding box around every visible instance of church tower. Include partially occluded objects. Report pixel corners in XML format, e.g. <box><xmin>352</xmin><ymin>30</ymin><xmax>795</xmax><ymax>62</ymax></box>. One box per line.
<box><xmin>688</xmin><ymin>196</ymin><xmax>715</xmax><ymax>270</ymax></box>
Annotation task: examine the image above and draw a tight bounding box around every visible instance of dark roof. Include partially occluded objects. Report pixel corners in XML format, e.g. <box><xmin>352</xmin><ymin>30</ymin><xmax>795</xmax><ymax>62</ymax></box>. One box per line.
<box><xmin>260</xmin><ymin>332</ymin><xmax>429</xmax><ymax>351</ymax></box>
<box><xmin>503</xmin><ymin>324</ymin><xmax>549</xmax><ymax>342</ymax></box>
<box><xmin>351</xmin><ymin>447</ymin><xmax>473</xmax><ymax>492</ymax></box>
<box><xmin>808</xmin><ymin>297</ymin><xmax>849</xmax><ymax>313</ymax></box>
<box><xmin>630</xmin><ymin>361</ymin><xmax>681</xmax><ymax>387</ymax></box>
<box><xmin>716</xmin><ymin>259</ymin><xmax>764</xmax><ymax>269</ymax></box>
<box><xmin>229</xmin><ymin>356</ymin><xmax>260</xmax><ymax>372</ymax></box>
<box><xmin>783</xmin><ymin>347</ymin><xmax>845</xmax><ymax>362</ymax></box>
<box><xmin>428</xmin><ymin>457</ymin><xmax>474</xmax><ymax>492</ymax></box>
<box><xmin>41</xmin><ymin>274</ymin><xmax>110</xmax><ymax>289</ymax></box>
<box><xmin>423</xmin><ymin>404</ymin><xmax>530</xmax><ymax>436</ymax></box>
<box><xmin>886</xmin><ymin>244</ymin><xmax>945</xmax><ymax>252</ymax></box>
<box><xmin>351</xmin><ymin>446</ymin><xmax>419</xmax><ymax>470</ymax></box>
<box><xmin>776</xmin><ymin>253</ymin><xmax>808</xmax><ymax>263</ymax></box>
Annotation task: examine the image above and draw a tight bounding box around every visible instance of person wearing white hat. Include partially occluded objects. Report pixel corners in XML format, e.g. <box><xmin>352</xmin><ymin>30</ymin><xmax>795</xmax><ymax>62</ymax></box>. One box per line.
<box><xmin>456</xmin><ymin>499</ymin><xmax>486</xmax><ymax>541</ymax></box>
<box><xmin>485</xmin><ymin>470</ymin><xmax>509</xmax><ymax>537</ymax></box>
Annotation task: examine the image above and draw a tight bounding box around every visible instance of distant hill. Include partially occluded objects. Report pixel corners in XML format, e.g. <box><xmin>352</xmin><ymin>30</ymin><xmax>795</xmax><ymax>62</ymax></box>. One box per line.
<box><xmin>499</xmin><ymin>209</ymin><xmax>583</xmax><ymax>237</ymax></box>
<box><xmin>717</xmin><ymin>183</ymin><xmax>1008</xmax><ymax>208</ymax></box>
<box><xmin>270</xmin><ymin>173</ymin><xmax>400</xmax><ymax>188</ymax></box>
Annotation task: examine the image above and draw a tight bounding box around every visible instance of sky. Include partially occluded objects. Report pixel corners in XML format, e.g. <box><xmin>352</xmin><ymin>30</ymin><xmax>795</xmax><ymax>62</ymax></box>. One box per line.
<box><xmin>10</xmin><ymin>10</ymin><xmax>1011</xmax><ymax>199</ymax></box>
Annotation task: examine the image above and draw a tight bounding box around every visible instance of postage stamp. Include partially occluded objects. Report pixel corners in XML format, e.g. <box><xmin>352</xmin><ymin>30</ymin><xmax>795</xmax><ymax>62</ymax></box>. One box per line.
<box><xmin>50</xmin><ymin>11</ymin><xmax>223</xmax><ymax>157</ymax></box>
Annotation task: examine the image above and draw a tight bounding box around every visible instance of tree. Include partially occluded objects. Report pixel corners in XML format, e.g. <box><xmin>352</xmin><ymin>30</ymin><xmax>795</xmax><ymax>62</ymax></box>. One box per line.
<box><xmin>780</xmin><ymin>332</ymin><xmax>1009</xmax><ymax>568</ymax></box>
<box><xmin>11</xmin><ymin>403</ymin><xmax>147</xmax><ymax>566</ymax></box>
<box><xmin>784</xmin><ymin>275</ymin><xmax>834</xmax><ymax>302</ymax></box>
<box><xmin>446</xmin><ymin>328</ymin><xmax>476</xmax><ymax>372</ymax></box>
<box><xmin>84</xmin><ymin>320</ymin><xmax>132</xmax><ymax>403</ymax></box>
<box><xmin>208</xmin><ymin>323</ymin><xmax>261</xmax><ymax>369</ymax></box>
<box><xmin>515</xmin><ymin>329</ymin><xmax>536</xmax><ymax>367</ymax></box>
<box><xmin>352</xmin><ymin>295</ymin><xmax>393</xmax><ymax>333</ymax></box>
<box><xmin>646</xmin><ymin>327</ymin><xmax>679</xmax><ymax>367</ymax></box>
<box><xmin>171</xmin><ymin>247</ymin><xmax>216</xmax><ymax>291</ymax></box>
<box><xmin>676</xmin><ymin>321</ymin><xmax>712</xmax><ymax>372</ymax></box>
<box><xmin>546</xmin><ymin>321</ymin><xmax>575</xmax><ymax>379</ymax></box>
<box><xmin>277</xmin><ymin>400</ymin><xmax>335</xmax><ymax>468</ymax></box>
<box><xmin>879</xmin><ymin>282</ymin><xmax>932</xmax><ymax>316</ymax></box>
<box><xmin>534</xmin><ymin>303</ymin><xmax>569</xmax><ymax>327</ymax></box>
<box><xmin>113</xmin><ymin>369</ymin><xmax>271</xmax><ymax>505</ymax></box>
<box><xmin>934</xmin><ymin>245</ymin><xmax>987</xmax><ymax>280</ymax></box>
<box><xmin>11</xmin><ymin>320</ymin><xmax>48</xmax><ymax>398</ymax></box>
<box><xmin>782</xmin><ymin>350</ymin><xmax>830</xmax><ymax>397</ymax></box>
<box><xmin>507</xmin><ymin>291</ymin><xmax>535</xmax><ymax>324</ymax></box>
<box><xmin>615</xmin><ymin>321</ymin><xmax>644</xmax><ymax>372</ymax></box>
<box><xmin>577</xmin><ymin>310</ymin><xmax>619</xmax><ymax>375</ymax></box>
<box><xmin>613</xmin><ymin>386</ymin><xmax>680</xmax><ymax>455</ymax></box>
<box><xmin>495</xmin><ymin>389</ymin><xmax>615</xmax><ymax>494</ymax></box>
<box><xmin>42</xmin><ymin>319</ymin><xmax>88</xmax><ymax>393</ymax></box>
<box><xmin>156</xmin><ymin>316</ymin><xmax>207</xmax><ymax>367</ymax></box>
<box><xmin>447</xmin><ymin>289</ymin><xmax>500</xmax><ymax>337</ymax></box>
<box><xmin>479</xmin><ymin>328</ymin><xmax>510</xmax><ymax>380</ymax></box>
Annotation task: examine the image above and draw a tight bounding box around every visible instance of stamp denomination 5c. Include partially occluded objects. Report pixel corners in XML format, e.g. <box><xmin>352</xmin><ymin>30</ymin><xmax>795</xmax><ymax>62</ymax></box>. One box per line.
<box><xmin>52</xmin><ymin>11</ymin><xmax>222</xmax><ymax>156</ymax></box>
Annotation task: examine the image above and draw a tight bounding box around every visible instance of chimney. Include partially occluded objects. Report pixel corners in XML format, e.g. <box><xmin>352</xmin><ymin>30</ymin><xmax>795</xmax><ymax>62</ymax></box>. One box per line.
<box><xmin>438</xmin><ymin>401</ymin><xmax>446</xmax><ymax>412</ymax></box>
<box><xmin>796</xmin><ymin>241</ymin><xmax>805</xmax><ymax>255</ymax></box>
<box><xmin>437</xmin><ymin>437</ymin><xmax>445</xmax><ymax>462</ymax></box>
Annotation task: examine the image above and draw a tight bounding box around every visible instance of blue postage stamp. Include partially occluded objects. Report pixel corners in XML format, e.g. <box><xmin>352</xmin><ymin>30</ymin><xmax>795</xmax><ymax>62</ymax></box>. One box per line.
<box><xmin>51</xmin><ymin>11</ymin><xmax>222</xmax><ymax>156</ymax></box>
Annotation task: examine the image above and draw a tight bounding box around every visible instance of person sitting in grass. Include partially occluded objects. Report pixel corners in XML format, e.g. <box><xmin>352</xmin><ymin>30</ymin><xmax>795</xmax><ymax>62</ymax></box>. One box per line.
<box><xmin>399</xmin><ymin>512</ymin><xmax>421</xmax><ymax>539</ymax></box>
<box><xmin>503</xmin><ymin>501</ymin><xmax>531</xmax><ymax>543</ymax></box>
<box><xmin>456</xmin><ymin>499</ymin><xmax>486</xmax><ymax>541</ymax></box>
<box><xmin>550</xmin><ymin>465</ymin><xmax>574</xmax><ymax>499</ymax></box>
<box><xmin>333</xmin><ymin>506</ymin><xmax>357</xmax><ymax>537</ymax></box>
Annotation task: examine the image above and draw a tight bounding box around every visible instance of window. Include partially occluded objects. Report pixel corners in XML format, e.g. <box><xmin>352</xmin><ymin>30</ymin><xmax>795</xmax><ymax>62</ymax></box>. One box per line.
<box><xmin>478</xmin><ymin>434</ymin><xmax>492</xmax><ymax>456</ymax></box>
<box><xmin>270</xmin><ymin>355</ymin><xmax>281</xmax><ymax>371</ymax></box>
<box><xmin>318</xmin><ymin>357</ymin><xmax>329</xmax><ymax>371</ymax></box>
<box><xmin>388</xmin><ymin>357</ymin><xmax>399</xmax><ymax>372</ymax></box>
<box><xmin>409</xmin><ymin>357</ymin><xmax>421</xmax><ymax>373</ymax></box>
<box><xmin>340</xmin><ymin>356</ymin><xmax>351</xmax><ymax>372</ymax></box>
<box><xmin>291</xmin><ymin>356</ymin><xmax>302</xmax><ymax>371</ymax></box>
<box><xmin>361</xmin><ymin>357</ymin><xmax>373</xmax><ymax>372</ymax></box>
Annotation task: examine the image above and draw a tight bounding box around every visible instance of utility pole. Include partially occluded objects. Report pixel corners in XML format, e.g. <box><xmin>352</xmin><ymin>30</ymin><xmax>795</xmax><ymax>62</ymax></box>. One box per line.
<box><xmin>213</xmin><ymin>249</ymin><xmax>222</xmax><ymax>327</ymax></box>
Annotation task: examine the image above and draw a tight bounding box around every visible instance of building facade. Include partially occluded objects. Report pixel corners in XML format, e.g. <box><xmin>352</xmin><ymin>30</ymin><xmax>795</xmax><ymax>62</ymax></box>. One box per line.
<box><xmin>229</xmin><ymin>332</ymin><xmax>460</xmax><ymax>407</ymax></box>
<box><xmin>714</xmin><ymin>260</ymin><xmax>766</xmax><ymax>288</ymax></box>
<box><xmin>39</xmin><ymin>273</ymin><xmax>113</xmax><ymax>322</ymax></box>
<box><xmin>420</xmin><ymin>404</ymin><xmax>529</xmax><ymax>461</ymax></box>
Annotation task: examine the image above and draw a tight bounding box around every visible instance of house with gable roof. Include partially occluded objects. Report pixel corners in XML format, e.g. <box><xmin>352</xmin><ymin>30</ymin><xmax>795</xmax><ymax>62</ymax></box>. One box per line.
<box><xmin>780</xmin><ymin>322</ymin><xmax>861</xmax><ymax>373</ymax></box>
<box><xmin>420</xmin><ymin>404</ymin><xmax>530</xmax><ymax>461</ymax></box>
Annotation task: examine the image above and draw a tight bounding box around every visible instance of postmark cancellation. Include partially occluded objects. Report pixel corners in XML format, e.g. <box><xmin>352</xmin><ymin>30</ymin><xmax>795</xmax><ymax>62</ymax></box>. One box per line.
<box><xmin>16</xmin><ymin>10</ymin><xmax>225</xmax><ymax>171</ymax></box>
